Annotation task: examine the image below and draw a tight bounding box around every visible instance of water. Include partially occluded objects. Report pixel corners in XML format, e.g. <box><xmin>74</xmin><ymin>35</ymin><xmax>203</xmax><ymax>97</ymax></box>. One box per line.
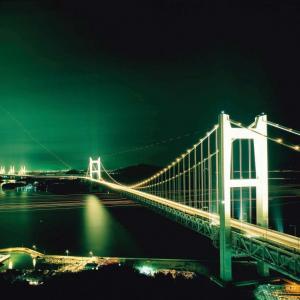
<box><xmin>0</xmin><ymin>187</ymin><xmax>218</xmax><ymax>260</ymax></box>
<box><xmin>0</xmin><ymin>177</ymin><xmax>299</xmax><ymax>270</ymax></box>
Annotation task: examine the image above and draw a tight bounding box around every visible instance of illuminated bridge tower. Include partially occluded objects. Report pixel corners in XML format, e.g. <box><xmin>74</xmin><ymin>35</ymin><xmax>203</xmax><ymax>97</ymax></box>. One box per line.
<box><xmin>18</xmin><ymin>166</ymin><xmax>26</xmax><ymax>176</ymax></box>
<box><xmin>0</xmin><ymin>166</ymin><xmax>5</xmax><ymax>175</ymax></box>
<box><xmin>89</xmin><ymin>157</ymin><xmax>102</xmax><ymax>181</ymax></box>
<box><xmin>218</xmin><ymin>113</ymin><xmax>268</xmax><ymax>282</ymax></box>
<box><xmin>8</xmin><ymin>166</ymin><xmax>15</xmax><ymax>175</ymax></box>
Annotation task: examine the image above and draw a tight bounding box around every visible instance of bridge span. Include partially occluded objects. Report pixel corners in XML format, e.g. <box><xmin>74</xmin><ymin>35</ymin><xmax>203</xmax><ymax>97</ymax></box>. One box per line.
<box><xmin>85</xmin><ymin>113</ymin><xmax>300</xmax><ymax>282</ymax></box>
<box><xmin>89</xmin><ymin>178</ymin><xmax>300</xmax><ymax>282</ymax></box>
<box><xmin>2</xmin><ymin>113</ymin><xmax>300</xmax><ymax>283</ymax></box>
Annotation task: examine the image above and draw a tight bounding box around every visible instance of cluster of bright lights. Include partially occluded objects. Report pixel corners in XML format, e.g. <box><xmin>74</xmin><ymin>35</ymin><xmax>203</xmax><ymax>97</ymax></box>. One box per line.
<box><xmin>0</xmin><ymin>165</ymin><xmax>27</xmax><ymax>175</ymax></box>
<box><xmin>136</xmin><ymin>265</ymin><xmax>156</xmax><ymax>277</ymax></box>
<box><xmin>130</xmin><ymin>124</ymin><xmax>219</xmax><ymax>189</ymax></box>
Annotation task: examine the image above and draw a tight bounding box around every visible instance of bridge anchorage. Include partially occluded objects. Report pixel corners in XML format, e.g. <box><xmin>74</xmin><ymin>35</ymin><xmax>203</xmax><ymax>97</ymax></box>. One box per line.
<box><xmin>88</xmin><ymin>112</ymin><xmax>300</xmax><ymax>283</ymax></box>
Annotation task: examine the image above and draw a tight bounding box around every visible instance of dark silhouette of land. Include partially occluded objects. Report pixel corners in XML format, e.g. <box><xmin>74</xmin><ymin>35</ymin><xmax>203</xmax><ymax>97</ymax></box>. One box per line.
<box><xmin>0</xmin><ymin>265</ymin><xmax>252</xmax><ymax>300</ymax></box>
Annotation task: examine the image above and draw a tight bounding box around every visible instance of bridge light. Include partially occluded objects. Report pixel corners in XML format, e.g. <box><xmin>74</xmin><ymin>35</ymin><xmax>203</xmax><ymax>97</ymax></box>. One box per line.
<box><xmin>294</xmin><ymin>145</ymin><xmax>300</xmax><ymax>151</ymax></box>
<box><xmin>245</xmin><ymin>233</ymin><xmax>260</xmax><ymax>239</ymax></box>
<box><xmin>276</xmin><ymin>138</ymin><xmax>283</xmax><ymax>143</ymax></box>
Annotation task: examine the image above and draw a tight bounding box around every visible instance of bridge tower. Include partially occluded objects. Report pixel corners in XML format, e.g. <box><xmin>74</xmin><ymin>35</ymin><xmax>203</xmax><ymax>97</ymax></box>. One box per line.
<box><xmin>218</xmin><ymin>113</ymin><xmax>268</xmax><ymax>282</ymax></box>
<box><xmin>8</xmin><ymin>166</ymin><xmax>15</xmax><ymax>175</ymax></box>
<box><xmin>0</xmin><ymin>166</ymin><xmax>5</xmax><ymax>175</ymax></box>
<box><xmin>18</xmin><ymin>166</ymin><xmax>26</xmax><ymax>176</ymax></box>
<box><xmin>89</xmin><ymin>157</ymin><xmax>101</xmax><ymax>180</ymax></box>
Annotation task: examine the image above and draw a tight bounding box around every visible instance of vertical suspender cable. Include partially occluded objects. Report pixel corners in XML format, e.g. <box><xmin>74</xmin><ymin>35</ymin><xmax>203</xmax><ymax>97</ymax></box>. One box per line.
<box><xmin>239</xmin><ymin>139</ymin><xmax>243</xmax><ymax>221</ymax></box>
<box><xmin>215</xmin><ymin>129</ymin><xmax>219</xmax><ymax>214</ymax></box>
<box><xmin>188</xmin><ymin>151</ymin><xmax>191</xmax><ymax>206</ymax></box>
<box><xmin>231</xmin><ymin>141</ymin><xmax>234</xmax><ymax>218</ymax></box>
<box><xmin>168</xmin><ymin>167</ymin><xmax>171</xmax><ymax>199</ymax></box>
<box><xmin>201</xmin><ymin>142</ymin><xmax>204</xmax><ymax>209</ymax></box>
<box><xmin>173</xmin><ymin>164</ymin><xmax>176</xmax><ymax>201</ymax></box>
<box><xmin>248</xmin><ymin>139</ymin><xmax>252</xmax><ymax>223</ymax></box>
<box><xmin>177</xmin><ymin>161</ymin><xmax>180</xmax><ymax>203</ymax></box>
<box><xmin>208</xmin><ymin>134</ymin><xmax>212</xmax><ymax>213</ymax></box>
<box><xmin>183</xmin><ymin>157</ymin><xmax>186</xmax><ymax>205</ymax></box>
<box><xmin>194</xmin><ymin>147</ymin><xmax>197</xmax><ymax>208</ymax></box>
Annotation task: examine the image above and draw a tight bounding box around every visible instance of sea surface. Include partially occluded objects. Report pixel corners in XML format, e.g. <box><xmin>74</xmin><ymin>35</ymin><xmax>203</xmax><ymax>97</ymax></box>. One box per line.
<box><xmin>0</xmin><ymin>176</ymin><xmax>299</xmax><ymax>299</ymax></box>
<box><xmin>1</xmin><ymin>176</ymin><xmax>300</xmax><ymax>256</ymax></box>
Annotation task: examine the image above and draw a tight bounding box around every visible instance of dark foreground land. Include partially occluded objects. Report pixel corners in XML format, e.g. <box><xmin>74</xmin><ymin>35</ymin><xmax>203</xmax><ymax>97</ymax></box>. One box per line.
<box><xmin>0</xmin><ymin>265</ymin><xmax>251</xmax><ymax>300</ymax></box>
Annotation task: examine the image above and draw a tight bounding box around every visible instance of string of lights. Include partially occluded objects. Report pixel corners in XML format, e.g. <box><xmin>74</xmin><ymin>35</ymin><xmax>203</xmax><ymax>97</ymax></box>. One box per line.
<box><xmin>267</xmin><ymin>120</ymin><xmax>300</xmax><ymax>137</ymax></box>
<box><xmin>130</xmin><ymin>124</ymin><xmax>218</xmax><ymax>189</ymax></box>
<box><xmin>230</xmin><ymin>119</ymin><xmax>300</xmax><ymax>152</ymax></box>
<box><xmin>125</xmin><ymin>124</ymin><xmax>220</xmax><ymax>213</ymax></box>
<box><xmin>100</xmin><ymin>161</ymin><xmax>123</xmax><ymax>186</ymax></box>
<box><xmin>103</xmin><ymin>114</ymin><xmax>299</xmax><ymax>224</ymax></box>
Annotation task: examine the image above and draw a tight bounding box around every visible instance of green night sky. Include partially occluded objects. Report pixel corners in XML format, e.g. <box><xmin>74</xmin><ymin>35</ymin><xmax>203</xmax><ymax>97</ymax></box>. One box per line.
<box><xmin>0</xmin><ymin>1</ymin><xmax>299</xmax><ymax>170</ymax></box>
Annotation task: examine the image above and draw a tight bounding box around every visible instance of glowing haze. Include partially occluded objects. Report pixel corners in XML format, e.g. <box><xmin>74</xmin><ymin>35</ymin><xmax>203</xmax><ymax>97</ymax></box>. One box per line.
<box><xmin>0</xmin><ymin>1</ymin><xmax>299</xmax><ymax>170</ymax></box>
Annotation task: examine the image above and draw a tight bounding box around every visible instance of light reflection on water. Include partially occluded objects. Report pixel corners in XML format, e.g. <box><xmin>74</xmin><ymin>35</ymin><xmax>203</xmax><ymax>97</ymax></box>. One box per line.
<box><xmin>0</xmin><ymin>253</ymin><xmax>35</xmax><ymax>271</ymax></box>
<box><xmin>83</xmin><ymin>195</ymin><xmax>111</xmax><ymax>254</ymax></box>
<box><xmin>0</xmin><ymin>178</ymin><xmax>299</xmax><ymax>258</ymax></box>
<box><xmin>83</xmin><ymin>194</ymin><xmax>139</xmax><ymax>256</ymax></box>
<box><xmin>0</xmin><ymin>185</ymin><xmax>141</xmax><ymax>257</ymax></box>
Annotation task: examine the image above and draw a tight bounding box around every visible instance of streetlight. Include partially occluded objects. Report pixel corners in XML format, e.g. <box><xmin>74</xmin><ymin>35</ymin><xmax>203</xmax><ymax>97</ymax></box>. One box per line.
<box><xmin>65</xmin><ymin>249</ymin><xmax>69</xmax><ymax>256</ymax></box>
<box><xmin>32</xmin><ymin>245</ymin><xmax>36</xmax><ymax>250</ymax></box>
<box><xmin>89</xmin><ymin>251</ymin><xmax>93</xmax><ymax>257</ymax></box>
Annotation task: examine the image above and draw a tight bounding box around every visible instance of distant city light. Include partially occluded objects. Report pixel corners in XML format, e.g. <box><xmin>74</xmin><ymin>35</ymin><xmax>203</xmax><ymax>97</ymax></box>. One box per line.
<box><xmin>136</xmin><ymin>265</ymin><xmax>155</xmax><ymax>276</ymax></box>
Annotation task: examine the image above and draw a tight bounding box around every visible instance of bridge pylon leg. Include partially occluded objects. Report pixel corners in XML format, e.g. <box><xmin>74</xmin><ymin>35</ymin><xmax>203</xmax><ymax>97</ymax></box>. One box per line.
<box><xmin>218</xmin><ymin>113</ymin><xmax>232</xmax><ymax>282</ymax></box>
<box><xmin>253</xmin><ymin>114</ymin><xmax>270</xmax><ymax>277</ymax></box>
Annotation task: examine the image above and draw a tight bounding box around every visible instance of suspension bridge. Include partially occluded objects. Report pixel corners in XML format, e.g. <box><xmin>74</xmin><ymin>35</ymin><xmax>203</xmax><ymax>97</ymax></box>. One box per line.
<box><xmin>1</xmin><ymin>112</ymin><xmax>300</xmax><ymax>283</ymax></box>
